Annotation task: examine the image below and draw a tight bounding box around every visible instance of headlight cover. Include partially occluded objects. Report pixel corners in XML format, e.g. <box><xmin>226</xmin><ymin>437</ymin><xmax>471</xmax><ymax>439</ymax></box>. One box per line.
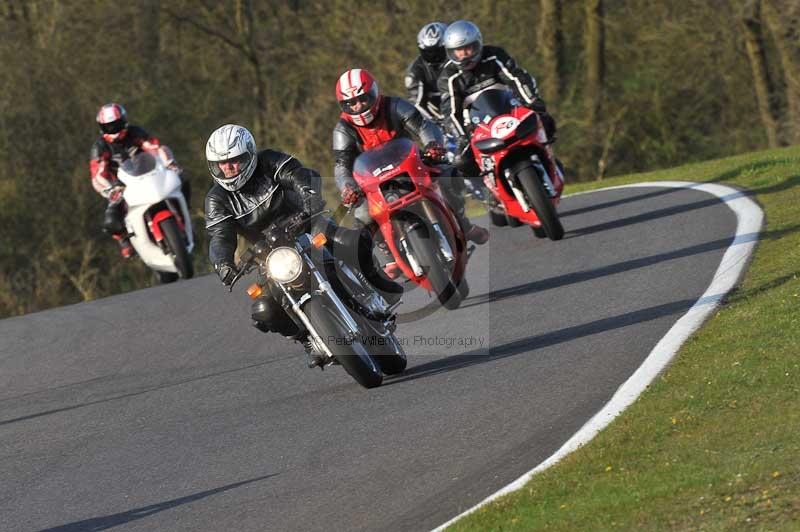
<box><xmin>266</xmin><ymin>247</ymin><xmax>303</xmax><ymax>283</ymax></box>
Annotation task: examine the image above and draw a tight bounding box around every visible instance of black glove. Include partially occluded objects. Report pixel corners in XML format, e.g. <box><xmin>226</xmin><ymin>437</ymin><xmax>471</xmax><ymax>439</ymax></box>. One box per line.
<box><xmin>422</xmin><ymin>141</ymin><xmax>448</xmax><ymax>164</ymax></box>
<box><xmin>301</xmin><ymin>188</ymin><xmax>325</xmax><ymax>216</ymax></box>
<box><xmin>215</xmin><ymin>261</ymin><xmax>238</xmax><ymax>286</ymax></box>
<box><xmin>531</xmin><ymin>98</ymin><xmax>547</xmax><ymax>113</ymax></box>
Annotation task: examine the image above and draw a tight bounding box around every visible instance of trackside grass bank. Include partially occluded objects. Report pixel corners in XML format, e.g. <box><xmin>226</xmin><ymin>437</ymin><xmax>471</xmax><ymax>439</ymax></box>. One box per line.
<box><xmin>448</xmin><ymin>146</ymin><xmax>800</xmax><ymax>531</ymax></box>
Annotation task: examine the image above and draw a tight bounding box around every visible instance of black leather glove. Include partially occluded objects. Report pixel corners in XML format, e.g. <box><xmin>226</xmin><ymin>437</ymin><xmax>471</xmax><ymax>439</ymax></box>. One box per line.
<box><xmin>531</xmin><ymin>98</ymin><xmax>547</xmax><ymax>113</ymax></box>
<box><xmin>422</xmin><ymin>141</ymin><xmax>448</xmax><ymax>164</ymax></box>
<box><xmin>215</xmin><ymin>261</ymin><xmax>238</xmax><ymax>286</ymax></box>
<box><xmin>301</xmin><ymin>188</ymin><xmax>325</xmax><ymax>216</ymax></box>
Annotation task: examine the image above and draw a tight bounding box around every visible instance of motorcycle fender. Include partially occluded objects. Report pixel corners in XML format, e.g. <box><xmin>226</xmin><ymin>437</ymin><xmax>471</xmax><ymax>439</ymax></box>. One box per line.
<box><xmin>150</xmin><ymin>210</ymin><xmax>175</xmax><ymax>242</ymax></box>
<box><xmin>124</xmin><ymin>204</ymin><xmax>178</xmax><ymax>273</ymax></box>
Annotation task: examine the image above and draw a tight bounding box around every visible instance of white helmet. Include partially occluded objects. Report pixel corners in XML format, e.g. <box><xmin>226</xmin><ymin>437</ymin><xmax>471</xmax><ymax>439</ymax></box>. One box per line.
<box><xmin>206</xmin><ymin>124</ymin><xmax>258</xmax><ymax>191</ymax></box>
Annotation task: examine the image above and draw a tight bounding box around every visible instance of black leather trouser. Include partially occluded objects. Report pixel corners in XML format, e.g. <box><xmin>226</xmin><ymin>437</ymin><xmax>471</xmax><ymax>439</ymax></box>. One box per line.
<box><xmin>102</xmin><ymin>201</ymin><xmax>127</xmax><ymax>236</ymax></box>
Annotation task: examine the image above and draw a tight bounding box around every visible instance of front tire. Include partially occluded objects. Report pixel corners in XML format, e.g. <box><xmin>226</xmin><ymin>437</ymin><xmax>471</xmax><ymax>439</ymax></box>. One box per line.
<box><xmin>302</xmin><ymin>296</ymin><xmax>383</xmax><ymax>388</ymax></box>
<box><xmin>517</xmin><ymin>165</ymin><xmax>564</xmax><ymax>241</ymax></box>
<box><xmin>406</xmin><ymin>225</ymin><xmax>465</xmax><ymax>310</ymax></box>
<box><xmin>160</xmin><ymin>217</ymin><xmax>194</xmax><ymax>279</ymax></box>
<box><xmin>367</xmin><ymin>331</ymin><xmax>407</xmax><ymax>375</ymax></box>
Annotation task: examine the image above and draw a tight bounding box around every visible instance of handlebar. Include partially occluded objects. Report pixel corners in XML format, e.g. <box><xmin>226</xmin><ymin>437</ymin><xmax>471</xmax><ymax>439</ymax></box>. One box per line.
<box><xmin>226</xmin><ymin>208</ymin><xmax>330</xmax><ymax>292</ymax></box>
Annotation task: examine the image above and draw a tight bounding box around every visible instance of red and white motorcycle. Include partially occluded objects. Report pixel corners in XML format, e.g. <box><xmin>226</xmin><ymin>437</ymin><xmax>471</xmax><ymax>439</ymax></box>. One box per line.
<box><xmin>117</xmin><ymin>149</ymin><xmax>194</xmax><ymax>282</ymax></box>
<box><xmin>468</xmin><ymin>88</ymin><xmax>565</xmax><ymax>240</ymax></box>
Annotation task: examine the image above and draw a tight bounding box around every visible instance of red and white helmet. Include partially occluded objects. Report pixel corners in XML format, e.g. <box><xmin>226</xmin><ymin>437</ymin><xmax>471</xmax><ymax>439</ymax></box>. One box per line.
<box><xmin>96</xmin><ymin>103</ymin><xmax>128</xmax><ymax>143</ymax></box>
<box><xmin>336</xmin><ymin>69</ymin><xmax>381</xmax><ymax>126</ymax></box>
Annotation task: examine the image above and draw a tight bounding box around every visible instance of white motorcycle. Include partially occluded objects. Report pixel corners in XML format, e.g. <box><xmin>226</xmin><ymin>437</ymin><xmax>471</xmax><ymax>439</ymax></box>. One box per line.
<box><xmin>117</xmin><ymin>149</ymin><xmax>194</xmax><ymax>282</ymax></box>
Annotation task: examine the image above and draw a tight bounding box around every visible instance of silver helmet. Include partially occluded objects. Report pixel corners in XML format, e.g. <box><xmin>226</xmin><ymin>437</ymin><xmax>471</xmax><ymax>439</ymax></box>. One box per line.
<box><xmin>417</xmin><ymin>22</ymin><xmax>448</xmax><ymax>64</ymax></box>
<box><xmin>443</xmin><ymin>20</ymin><xmax>483</xmax><ymax>70</ymax></box>
<box><xmin>206</xmin><ymin>124</ymin><xmax>258</xmax><ymax>192</ymax></box>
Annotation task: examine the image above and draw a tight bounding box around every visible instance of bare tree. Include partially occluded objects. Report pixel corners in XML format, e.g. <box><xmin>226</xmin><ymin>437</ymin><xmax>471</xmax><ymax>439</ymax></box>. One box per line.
<box><xmin>763</xmin><ymin>0</ymin><xmax>800</xmax><ymax>144</ymax></box>
<box><xmin>537</xmin><ymin>0</ymin><xmax>565</xmax><ymax>106</ymax></box>
<box><xmin>166</xmin><ymin>1</ymin><xmax>269</xmax><ymax>141</ymax></box>
<box><xmin>584</xmin><ymin>0</ymin><xmax>605</xmax><ymax>126</ymax></box>
<box><xmin>741</xmin><ymin>0</ymin><xmax>781</xmax><ymax>147</ymax></box>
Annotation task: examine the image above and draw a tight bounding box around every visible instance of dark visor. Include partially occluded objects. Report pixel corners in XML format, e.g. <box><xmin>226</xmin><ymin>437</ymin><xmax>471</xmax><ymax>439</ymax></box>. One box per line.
<box><xmin>340</xmin><ymin>93</ymin><xmax>375</xmax><ymax>115</ymax></box>
<box><xmin>100</xmin><ymin>119</ymin><xmax>126</xmax><ymax>134</ymax></box>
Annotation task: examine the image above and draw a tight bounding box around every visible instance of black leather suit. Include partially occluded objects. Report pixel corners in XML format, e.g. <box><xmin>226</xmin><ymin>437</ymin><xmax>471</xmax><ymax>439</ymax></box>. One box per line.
<box><xmin>205</xmin><ymin>149</ymin><xmax>398</xmax><ymax>336</ymax></box>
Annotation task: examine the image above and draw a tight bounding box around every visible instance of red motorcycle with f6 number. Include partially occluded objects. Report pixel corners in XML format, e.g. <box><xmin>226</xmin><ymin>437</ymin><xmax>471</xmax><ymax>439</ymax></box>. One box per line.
<box><xmin>469</xmin><ymin>88</ymin><xmax>565</xmax><ymax>240</ymax></box>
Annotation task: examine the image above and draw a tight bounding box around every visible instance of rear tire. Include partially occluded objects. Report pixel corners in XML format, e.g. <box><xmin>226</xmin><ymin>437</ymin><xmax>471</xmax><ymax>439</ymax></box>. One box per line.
<box><xmin>406</xmin><ymin>225</ymin><xmax>464</xmax><ymax>310</ymax></box>
<box><xmin>160</xmin><ymin>218</ymin><xmax>194</xmax><ymax>279</ymax></box>
<box><xmin>532</xmin><ymin>226</ymin><xmax>547</xmax><ymax>238</ymax></box>
<box><xmin>302</xmin><ymin>296</ymin><xmax>383</xmax><ymax>388</ymax></box>
<box><xmin>517</xmin><ymin>165</ymin><xmax>564</xmax><ymax>241</ymax></box>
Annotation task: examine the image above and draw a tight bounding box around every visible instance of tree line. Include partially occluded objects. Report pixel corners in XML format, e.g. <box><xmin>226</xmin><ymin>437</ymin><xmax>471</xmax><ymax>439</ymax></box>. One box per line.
<box><xmin>0</xmin><ymin>0</ymin><xmax>798</xmax><ymax>318</ymax></box>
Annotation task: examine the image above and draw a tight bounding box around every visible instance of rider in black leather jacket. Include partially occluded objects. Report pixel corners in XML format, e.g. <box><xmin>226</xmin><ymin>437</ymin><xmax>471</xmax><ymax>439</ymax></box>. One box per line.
<box><xmin>205</xmin><ymin>125</ymin><xmax>401</xmax><ymax>338</ymax></box>
<box><xmin>437</xmin><ymin>21</ymin><xmax>557</xmax><ymax>177</ymax></box>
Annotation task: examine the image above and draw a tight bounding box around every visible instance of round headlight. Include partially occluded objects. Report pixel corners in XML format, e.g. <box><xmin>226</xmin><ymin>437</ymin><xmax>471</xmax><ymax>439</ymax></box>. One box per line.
<box><xmin>266</xmin><ymin>247</ymin><xmax>303</xmax><ymax>283</ymax></box>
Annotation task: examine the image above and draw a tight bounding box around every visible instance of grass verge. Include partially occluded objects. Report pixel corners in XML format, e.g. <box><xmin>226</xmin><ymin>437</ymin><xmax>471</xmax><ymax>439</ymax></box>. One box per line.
<box><xmin>449</xmin><ymin>145</ymin><xmax>800</xmax><ymax>531</ymax></box>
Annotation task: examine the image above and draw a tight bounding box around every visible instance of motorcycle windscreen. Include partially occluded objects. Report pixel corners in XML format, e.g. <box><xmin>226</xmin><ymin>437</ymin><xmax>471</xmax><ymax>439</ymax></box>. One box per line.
<box><xmin>353</xmin><ymin>137</ymin><xmax>416</xmax><ymax>179</ymax></box>
<box><xmin>119</xmin><ymin>151</ymin><xmax>158</xmax><ymax>177</ymax></box>
<box><xmin>468</xmin><ymin>88</ymin><xmax>516</xmax><ymax>124</ymax></box>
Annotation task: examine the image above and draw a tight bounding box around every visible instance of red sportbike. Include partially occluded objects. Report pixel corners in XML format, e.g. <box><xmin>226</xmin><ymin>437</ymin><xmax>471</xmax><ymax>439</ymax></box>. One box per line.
<box><xmin>352</xmin><ymin>137</ymin><xmax>469</xmax><ymax>310</ymax></box>
<box><xmin>468</xmin><ymin>88</ymin><xmax>565</xmax><ymax>240</ymax></box>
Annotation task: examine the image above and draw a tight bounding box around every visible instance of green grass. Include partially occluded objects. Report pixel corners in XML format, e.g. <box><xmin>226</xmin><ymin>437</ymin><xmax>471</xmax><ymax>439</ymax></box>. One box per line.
<box><xmin>449</xmin><ymin>146</ymin><xmax>800</xmax><ymax>531</ymax></box>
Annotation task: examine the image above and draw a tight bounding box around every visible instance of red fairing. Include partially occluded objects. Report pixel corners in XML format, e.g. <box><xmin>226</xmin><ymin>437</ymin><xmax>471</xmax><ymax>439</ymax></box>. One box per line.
<box><xmin>352</xmin><ymin>139</ymin><xmax>467</xmax><ymax>292</ymax></box>
<box><xmin>470</xmin><ymin>105</ymin><xmax>564</xmax><ymax>227</ymax></box>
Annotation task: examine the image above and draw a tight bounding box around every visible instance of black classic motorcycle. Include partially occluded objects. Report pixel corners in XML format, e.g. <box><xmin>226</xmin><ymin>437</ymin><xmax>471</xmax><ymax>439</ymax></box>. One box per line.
<box><xmin>229</xmin><ymin>212</ymin><xmax>407</xmax><ymax>389</ymax></box>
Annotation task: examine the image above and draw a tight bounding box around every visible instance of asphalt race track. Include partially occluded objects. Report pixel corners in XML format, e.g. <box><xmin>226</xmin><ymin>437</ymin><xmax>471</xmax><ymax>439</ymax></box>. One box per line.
<box><xmin>0</xmin><ymin>184</ymin><xmax>741</xmax><ymax>532</ymax></box>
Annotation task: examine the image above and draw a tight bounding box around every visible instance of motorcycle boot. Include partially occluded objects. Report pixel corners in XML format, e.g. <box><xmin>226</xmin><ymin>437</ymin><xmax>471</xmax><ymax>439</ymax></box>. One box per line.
<box><xmin>112</xmin><ymin>233</ymin><xmax>135</xmax><ymax>259</ymax></box>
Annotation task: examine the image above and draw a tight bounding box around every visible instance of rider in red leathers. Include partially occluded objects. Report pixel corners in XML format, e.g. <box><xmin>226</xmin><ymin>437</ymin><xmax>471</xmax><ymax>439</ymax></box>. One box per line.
<box><xmin>333</xmin><ymin>68</ymin><xmax>489</xmax><ymax>266</ymax></box>
<box><xmin>89</xmin><ymin>103</ymin><xmax>190</xmax><ymax>257</ymax></box>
